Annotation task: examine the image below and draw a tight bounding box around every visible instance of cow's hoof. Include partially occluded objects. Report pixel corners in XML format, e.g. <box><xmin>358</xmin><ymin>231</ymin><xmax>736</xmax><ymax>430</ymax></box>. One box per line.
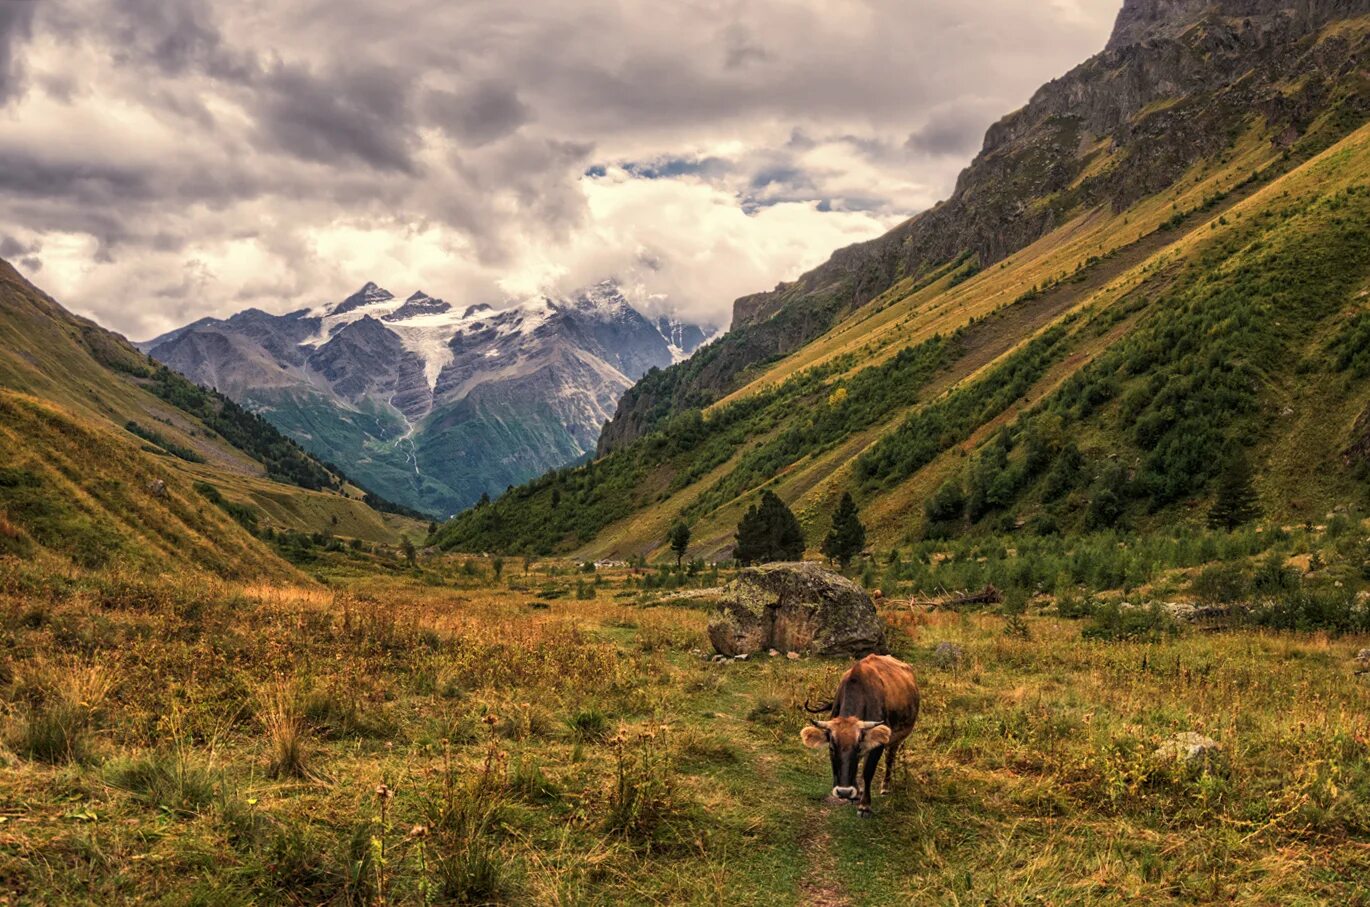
<box><xmin>857</xmin><ymin>808</ymin><xmax>873</xmax><ymax>819</ymax></box>
<box><xmin>879</xmin><ymin>786</ymin><xmax>890</xmax><ymax>796</ymax></box>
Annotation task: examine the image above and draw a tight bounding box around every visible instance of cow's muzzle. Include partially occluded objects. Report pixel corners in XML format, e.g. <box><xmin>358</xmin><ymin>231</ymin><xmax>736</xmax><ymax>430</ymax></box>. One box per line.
<box><xmin>832</xmin><ymin>786</ymin><xmax>859</xmax><ymax>801</ymax></box>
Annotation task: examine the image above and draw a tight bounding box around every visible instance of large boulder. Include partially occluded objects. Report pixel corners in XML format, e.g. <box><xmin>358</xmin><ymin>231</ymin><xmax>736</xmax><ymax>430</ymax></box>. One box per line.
<box><xmin>707</xmin><ymin>562</ymin><xmax>886</xmax><ymax>658</ymax></box>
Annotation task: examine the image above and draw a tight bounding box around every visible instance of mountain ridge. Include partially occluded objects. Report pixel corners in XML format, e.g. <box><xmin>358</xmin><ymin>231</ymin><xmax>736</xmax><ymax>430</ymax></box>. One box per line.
<box><xmin>438</xmin><ymin>0</ymin><xmax>1370</xmax><ymax>558</ymax></box>
<box><xmin>0</xmin><ymin>260</ymin><xmax>423</xmax><ymax>578</ymax></box>
<box><xmin>595</xmin><ymin>0</ymin><xmax>1369</xmax><ymax>455</ymax></box>
<box><xmin>144</xmin><ymin>279</ymin><xmax>713</xmax><ymax>517</ymax></box>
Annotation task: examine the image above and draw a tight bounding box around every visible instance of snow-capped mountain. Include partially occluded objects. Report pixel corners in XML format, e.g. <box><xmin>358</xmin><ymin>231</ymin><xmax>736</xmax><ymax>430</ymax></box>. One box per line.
<box><xmin>142</xmin><ymin>280</ymin><xmax>712</xmax><ymax>517</ymax></box>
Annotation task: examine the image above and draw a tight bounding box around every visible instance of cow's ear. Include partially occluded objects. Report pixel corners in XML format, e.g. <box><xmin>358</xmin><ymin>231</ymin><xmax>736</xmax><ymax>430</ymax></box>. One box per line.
<box><xmin>864</xmin><ymin>725</ymin><xmax>892</xmax><ymax>748</ymax></box>
<box><xmin>800</xmin><ymin>726</ymin><xmax>828</xmax><ymax>749</ymax></box>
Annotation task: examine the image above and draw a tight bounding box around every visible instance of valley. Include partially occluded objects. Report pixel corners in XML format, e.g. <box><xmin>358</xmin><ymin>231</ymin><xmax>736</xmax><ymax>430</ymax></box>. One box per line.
<box><xmin>438</xmin><ymin>5</ymin><xmax>1370</xmax><ymax>562</ymax></box>
<box><xmin>0</xmin><ymin>0</ymin><xmax>1368</xmax><ymax>903</ymax></box>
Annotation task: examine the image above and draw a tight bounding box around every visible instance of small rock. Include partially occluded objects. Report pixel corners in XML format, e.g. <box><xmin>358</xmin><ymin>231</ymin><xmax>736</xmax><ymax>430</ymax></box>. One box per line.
<box><xmin>1154</xmin><ymin>732</ymin><xmax>1221</xmax><ymax>766</ymax></box>
<box><xmin>931</xmin><ymin>641</ymin><xmax>965</xmax><ymax>670</ymax></box>
<box><xmin>711</xmin><ymin>655</ymin><xmax>729</xmax><ymax>664</ymax></box>
<box><xmin>147</xmin><ymin>479</ymin><xmax>168</xmax><ymax>498</ymax></box>
<box><xmin>767</xmin><ymin>649</ymin><xmax>780</xmax><ymax>657</ymax></box>
<box><xmin>734</xmin><ymin>653</ymin><xmax>749</xmax><ymax>661</ymax></box>
<box><xmin>786</xmin><ymin>651</ymin><xmax>800</xmax><ymax>660</ymax></box>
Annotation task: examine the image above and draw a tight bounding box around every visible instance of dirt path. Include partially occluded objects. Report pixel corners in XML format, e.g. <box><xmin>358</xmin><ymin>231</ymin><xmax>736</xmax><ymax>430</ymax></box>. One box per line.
<box><xmin>796</xmin><ymin>801</ymin><xmax>852</xmax><ymax>907</ymax></box>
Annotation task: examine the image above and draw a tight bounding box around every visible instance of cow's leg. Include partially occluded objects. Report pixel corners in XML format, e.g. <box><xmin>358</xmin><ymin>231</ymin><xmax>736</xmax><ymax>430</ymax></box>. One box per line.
<box><xmin>858</xmin><ymin>746</ymin><xmax>883</xmax><ymax>818</ymax></box>
<box><xmin>881</xmin><ymin>739</ymin><xmax>901</xmax><ymax>795</ymax></box>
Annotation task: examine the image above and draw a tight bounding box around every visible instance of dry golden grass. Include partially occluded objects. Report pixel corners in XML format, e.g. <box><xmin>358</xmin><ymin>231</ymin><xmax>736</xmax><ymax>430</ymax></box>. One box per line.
<box><xmin>1</xmin><ymin>562</ymin><xmax>1366</xmax><ymax>903</ymax></box>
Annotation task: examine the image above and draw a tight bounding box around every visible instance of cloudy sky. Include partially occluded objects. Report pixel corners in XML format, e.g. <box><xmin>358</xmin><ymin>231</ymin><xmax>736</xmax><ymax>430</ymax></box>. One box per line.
<box><xmin>0</xmin><ymin>0</ymin><xmax>1119</xmax><ymax>339</ymax></box>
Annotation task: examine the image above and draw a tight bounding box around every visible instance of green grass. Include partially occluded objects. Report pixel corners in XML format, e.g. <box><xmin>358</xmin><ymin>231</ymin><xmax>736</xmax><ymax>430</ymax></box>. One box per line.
<box><xmin>1</xmin><ymin>558</ymin><xmax>1367</xmax><ymax>903</ymax></box>
<box><xmin>434</xmin><ymin>119</ymin><xmax>1370</xmax><ymax>564</ymax></box>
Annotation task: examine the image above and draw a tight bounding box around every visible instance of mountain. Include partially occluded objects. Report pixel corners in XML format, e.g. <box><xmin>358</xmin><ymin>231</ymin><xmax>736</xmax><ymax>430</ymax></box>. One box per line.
<box><xmin>0</xmin><ymin>262</ymin><xmax>423</xmax><ymax>580</ymax></box>
<box><xmin>435</xmin><ymin>0</ymin><xmax>1370</xmax><ymax>558</ymax></box>
<box><xmin>143</xmin><ymin>280</ymin><xmax>712</xmax><ymax>518</ymax></box>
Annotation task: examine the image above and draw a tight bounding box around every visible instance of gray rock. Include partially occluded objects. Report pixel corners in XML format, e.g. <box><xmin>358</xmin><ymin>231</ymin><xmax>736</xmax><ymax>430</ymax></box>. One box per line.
<box><xmin>1154</xmin><ymin>732</ymin><xmax>1222</xmax><ymax>766</ymax></box>
<box><xmin>733</xmin><ymin>654</ymin><xmax>749</xmax><ymax>661</ymax></box>
<box><xmin>931</xmin><ymin>641</ymin><xmax>965</xmax><ymax>671</ymax></box>
<box><xmin>706</xmin><ymin>562</ymin><xmax>886</xmax><ymax>659</ymax></box>
<box><xmin>146</xmin><ymin>479</ymin><xmax>168</xmax><ymax>499</ymax></box>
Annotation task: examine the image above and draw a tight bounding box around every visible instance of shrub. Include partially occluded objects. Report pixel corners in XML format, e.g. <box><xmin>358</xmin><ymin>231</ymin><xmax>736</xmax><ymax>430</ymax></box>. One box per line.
<box><xmin>1249</xmin><ymin>586</ymin><xmax>1368</xmax><ymax>634</ymax></box>
<box><xmin>1251</xmin><ymin>552</ymin><xmax>1299</xmax><ymax>595</ymax></box>
<box><xmin>1082</xmin><ymin>602</ymin><xmax>1179</xmax><ymax>642</ymax></box>
<box><xmin>1189</xmin><ymin>562</ymin><xmax>1252</xmax><ymax>604</ymax></box>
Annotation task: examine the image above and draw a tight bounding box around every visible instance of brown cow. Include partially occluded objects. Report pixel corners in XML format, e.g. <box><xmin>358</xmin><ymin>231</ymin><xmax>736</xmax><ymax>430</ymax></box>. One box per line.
<box><xmin>800</xmin><ymin>654</ymin><xmax>920</xmax><ymax>817</ymax></box>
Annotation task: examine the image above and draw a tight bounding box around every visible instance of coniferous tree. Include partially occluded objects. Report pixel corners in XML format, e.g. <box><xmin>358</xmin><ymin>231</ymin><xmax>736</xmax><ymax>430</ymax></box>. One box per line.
<box><xmin>1208</xmin><ymin>452</ymin><xmax>1260</xmax><ymax>530</ymax></box>
<box><xmin>821</xmin><ymin>492</ymin><xmax>866</xmax><ymax>568</ymax></box>
<box><xmin>667</xmin><ymin>521</ymin><xmax>691</xmax><ymax>568</ymax></box>
<box><xmin>734</xmin><ymin>490</ymin><xmax>805</xmax><ymax>565</ymax></box>
<box><xmin>733</xmin><ymin>502</ymin><xmax>766</xmax><ymax>566</ymax></box>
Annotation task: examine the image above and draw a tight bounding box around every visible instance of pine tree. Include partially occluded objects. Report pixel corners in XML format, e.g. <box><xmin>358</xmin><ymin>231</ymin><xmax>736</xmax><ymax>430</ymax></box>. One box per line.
<box><xmin>734</xmin><ymin>502</ymin><xmax>766</xmax><ymax>566</ymax></box>
<box><xmin>821</xmin><ymin>492</ymin><xmax>866</xmax><ymax>568</ymax></box>
<box><xmin>668</xmin><ymin>522</ymin><xmax>691</xmax><ymax>568</ymax></box>
<box><xmin>1208</xmin><ymin>452</ymin><xmax>1260</xmax><ymax>530</ymax></box>
<box><xmin>400</xmin><ymin>534</ymin><xmax>416</xmax><ymax>566</ymax></box>
<box><xmin>734</xmin><ymin>490</ymin><xmax>806</xmax><ymax>565</ymax></box>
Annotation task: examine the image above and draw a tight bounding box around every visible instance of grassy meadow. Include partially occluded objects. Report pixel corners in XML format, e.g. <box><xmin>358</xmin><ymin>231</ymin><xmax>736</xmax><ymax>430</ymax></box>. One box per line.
<box><xmin>2</xmin><ymin>550</ymin><xmax>1367</xmax><ymax>905</ymax></box>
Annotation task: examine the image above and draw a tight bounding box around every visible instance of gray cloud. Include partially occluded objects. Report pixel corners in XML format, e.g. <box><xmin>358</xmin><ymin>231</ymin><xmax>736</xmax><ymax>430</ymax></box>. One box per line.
<box><xmin>0</xmin><ymin>234</ymin><xmax>37</xmax><ymax>258</ymax></box>
<box><xmin>425</xmin><ymin>82</ymin><xmax>532</xmax><ymax>146</ymax></box>
<box><xmin>0</xmin><ymin>0</ymin><xmax>37</xmax><ymax>103</ymax></box>
<box><xmin>906</xmin><ymin>99</ymin><xmax>1011</xmax><ymax>156</ymax></box>
<box><xmin>255</xmin><ymin>61</ymin><xmax>419</xmax><ymax>172</ymax></box>
<box><xmin>0</xmin><ymin>0</ymin><xmax>1119</xmax><ymax>336</ymax></box>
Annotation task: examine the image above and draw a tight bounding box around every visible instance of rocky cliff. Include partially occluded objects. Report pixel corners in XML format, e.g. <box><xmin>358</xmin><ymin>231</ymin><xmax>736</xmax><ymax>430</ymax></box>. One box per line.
<box><xmin>597</xmin><ymin>0</ymin><xmax>1369</xmax><ymax>453</ymax></box>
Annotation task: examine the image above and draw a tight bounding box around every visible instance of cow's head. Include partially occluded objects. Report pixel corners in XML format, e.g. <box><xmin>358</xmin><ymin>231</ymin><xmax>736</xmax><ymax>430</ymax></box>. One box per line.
<box><xmin>800</xmin><ymin>717</ymin><xmax>891</xmax><ymax>801</ymax></box>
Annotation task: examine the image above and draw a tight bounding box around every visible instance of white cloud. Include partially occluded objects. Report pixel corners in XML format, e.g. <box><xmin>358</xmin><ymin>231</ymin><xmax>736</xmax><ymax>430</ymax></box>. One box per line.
<box><xmin>0</xmin><ymin>0</ymin><xmax>1120</xmax><ymax>338</ymax></box>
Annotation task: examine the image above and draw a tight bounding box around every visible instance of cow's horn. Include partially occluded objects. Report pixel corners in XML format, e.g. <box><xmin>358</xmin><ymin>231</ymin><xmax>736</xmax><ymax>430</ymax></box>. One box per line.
<box><xmin>858</xmin><ymin>721</ymin><xmax>884</xmax><ymax>730</ymax></box>
<box><xmin>809</xmin><ymin>719</ymin><xmax>832</xmax><ymax>730</ymax></box>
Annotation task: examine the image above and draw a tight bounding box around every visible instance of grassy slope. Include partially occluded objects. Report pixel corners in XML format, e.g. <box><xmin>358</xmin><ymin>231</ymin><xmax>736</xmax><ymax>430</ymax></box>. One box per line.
<box><xmin>435</xmin><ymin>117</ymin><xmax>1370</xmax><ymax>561</ymax></box>
<box><xmin>1</xmin><ymin>569</ymin><xmax>1365</xmax><ymax>903</ymax></box>
<box><xmin>0</xmin><ymin>262</ymin><xmax>423</xmax><ymax>578</ymax></box>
